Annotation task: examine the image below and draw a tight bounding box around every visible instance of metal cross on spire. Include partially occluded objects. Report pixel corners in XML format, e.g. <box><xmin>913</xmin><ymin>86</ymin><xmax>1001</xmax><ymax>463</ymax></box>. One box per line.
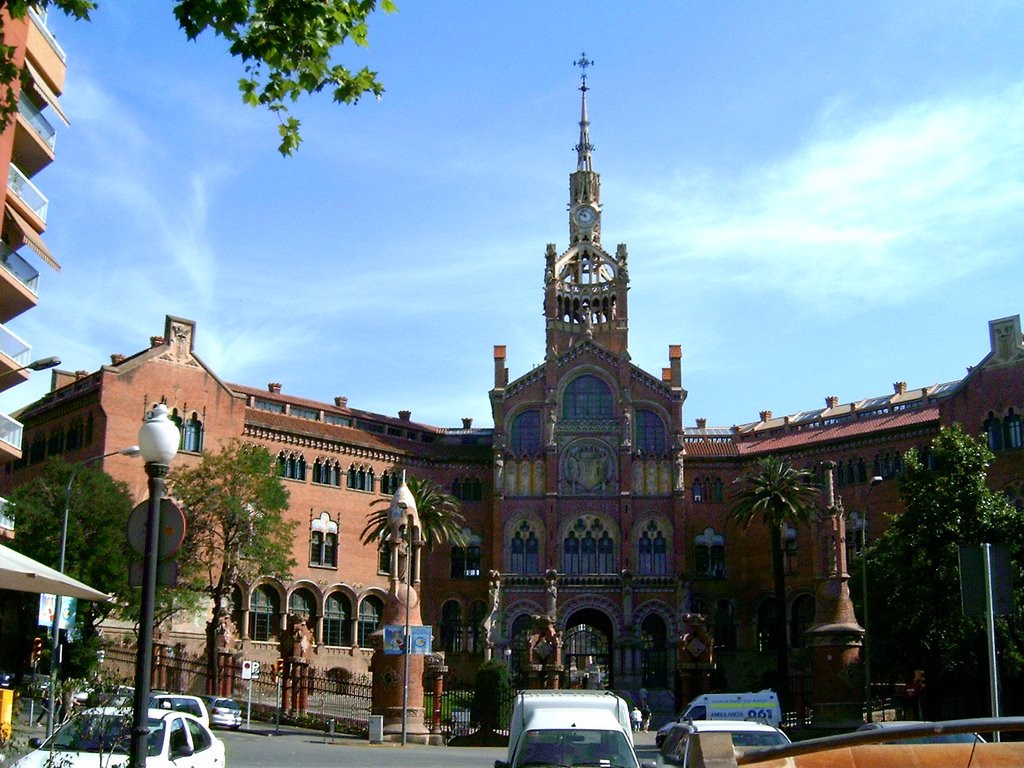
<box><xmin>573</xmin><ymin>52</ymin><xmax>594</xmax><ymax>170</ymax></box>
<box><xmin>574</xmin><ymin>52</ymin><xmax>594</xmax><ymax>91</ymax></box>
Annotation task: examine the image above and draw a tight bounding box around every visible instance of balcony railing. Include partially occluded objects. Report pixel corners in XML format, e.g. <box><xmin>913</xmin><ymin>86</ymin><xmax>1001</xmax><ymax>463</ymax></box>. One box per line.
<box><xmin>28</xmin><ymin>7</ymin><xmax>67</xmax><ymax>63</ymax></box>
<box><xmin>0</xmin><ymin>412</ymin><xmax>24</xmax><ymax>452</ymax></box>
<box><xmin>18</xmin><ymin>91</ymin><xmax>57</xmax><ymax>150</ymax></box>
<box><xmin>0</xmin><ymin>245</ymin><xmax>41</xmax><ymax>295</ymax></box>
<box><xmin>7</xmin><ymin>163</ymin><xmax>48</xmax><ymax>222</ymax></box>
<box><xmin>0</xmin><ymin>322</ymin><xmax>31</xmax><ymax>367</ymax></box>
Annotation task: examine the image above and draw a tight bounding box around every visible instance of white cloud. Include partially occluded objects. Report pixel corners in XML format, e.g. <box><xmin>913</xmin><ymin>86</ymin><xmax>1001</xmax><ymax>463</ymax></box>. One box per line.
<box><xmin>627</xmin><ymin>81</ymin><xmax>1024</xmax><ymax>310</ymax></box>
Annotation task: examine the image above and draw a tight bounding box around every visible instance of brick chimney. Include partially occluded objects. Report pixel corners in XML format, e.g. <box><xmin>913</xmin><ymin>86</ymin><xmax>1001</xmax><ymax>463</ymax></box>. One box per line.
<box><xmin>398</xmin><ymin>410</ymin><xmax>411</xmax><ymax>421</ymax></box>
<box><xmin>759</xmin><ymin>410</ymin><xmax>773</xmax><ymax>422</ymax></box>
<box><xmin>110</xmin><ymin>354</ymin><xmax>125</xmax><ymax>364</ymax></box>
<box><xmin>268</xmin><ymin>383</ymin><xmax>282</xmax><ymax>393</ymax></box>
<box><xmin>696</xmin><ymin>418</ymin><xmax>707</xmax><ymax>429</ymax></box>
<box><xmin>462</xmin><ymin>418</ymin><xmax>473</xmax><ymax>428</ymax></box>
<box><xmin>334</xmin><ymin>396</ymin><xmax>348</xmax><ymax>408</ymax></box>
<box><xmin>150</xmin><ymin>336</ymin><xmax>165</xmax><ymax>347</ymax></box>
<box><xmin>893</xmin><ymin>382</ymin><xmax>907</xmax><ymax>395</ymax></box>
<box><xmin>825</xmin><ymin>396</ymin><xmax>839</xmax><ymax>408</ymax></box>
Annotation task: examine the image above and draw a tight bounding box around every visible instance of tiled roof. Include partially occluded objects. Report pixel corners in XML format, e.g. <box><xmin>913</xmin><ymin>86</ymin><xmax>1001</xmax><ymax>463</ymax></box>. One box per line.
<box><xmin>734</xmin><ymin>407</ymin><xmax>940</xmax><ymax>455</ymax></box>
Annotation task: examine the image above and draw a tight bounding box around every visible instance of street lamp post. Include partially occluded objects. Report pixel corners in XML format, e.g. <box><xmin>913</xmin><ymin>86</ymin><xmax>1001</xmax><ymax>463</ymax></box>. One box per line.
<box><xmin>46</xmin><ymin>443</ymin><xmax>140</xmax><ymax>739</ymax></box>
<box><xmin>862</xmin><ymin>475</ymin><xmax>883</xmax><ymax>723</ymax></box>
<box><xmin>128</xmin><ymin>405</ymin><xmax>179</xmax><ymax>768</ymax></box>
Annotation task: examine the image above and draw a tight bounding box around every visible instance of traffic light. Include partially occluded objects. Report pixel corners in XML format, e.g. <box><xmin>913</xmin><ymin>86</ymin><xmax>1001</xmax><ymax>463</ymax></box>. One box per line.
<box><xmin>273</xmin><ymin>658</ymin><xmax>283</xmax><ymax>678</ymax></box>
<box><xmin>30</xmin><ymin>636</ymin><xmax>43</xmax><ymax>666</ymax></box>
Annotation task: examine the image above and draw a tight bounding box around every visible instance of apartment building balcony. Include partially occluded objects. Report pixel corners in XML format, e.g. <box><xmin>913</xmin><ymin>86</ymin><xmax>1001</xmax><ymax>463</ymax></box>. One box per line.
<box><xmin>13</xmin><ymin>90</ymin><xmax>57</xmax><ymax>176</ymax></box>
<box><xmin>26</xmin><ymin>7</ymin><xmax>67</xmax><ymax>94</ymax></box>
<box><xmin>0</xmin><ymin>243</ymin><xmax>40</xmax><ymax>322</ymax></box>
<box><xmin>0</xmin><ymin>412</ymin><xmax>24</xmax><ymax>461</ymax></box>
<box><xmin>0</xmin><ymin>322</ymin><xmax>33</xmax><ymax>391</ymax></box>
<box><xmin>7</xmin><ymin>163</ymin><xmax>48</xmax><ymax>225</ymax></box>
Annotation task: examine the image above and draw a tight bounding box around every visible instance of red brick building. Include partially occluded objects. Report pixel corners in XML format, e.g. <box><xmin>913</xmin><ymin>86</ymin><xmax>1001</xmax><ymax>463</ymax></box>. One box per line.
<box><xmin>2</xmin><ymin>76</ymin><xmax>1022</xmax><ymax>705</ymax></box>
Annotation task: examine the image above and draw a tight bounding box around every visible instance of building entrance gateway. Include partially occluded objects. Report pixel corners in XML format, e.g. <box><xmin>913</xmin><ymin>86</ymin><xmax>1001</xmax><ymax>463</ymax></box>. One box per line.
<box><xmin>564</xmin><ymin>609</ymin><xmax>613</xmax><ymax>689</ymax></box>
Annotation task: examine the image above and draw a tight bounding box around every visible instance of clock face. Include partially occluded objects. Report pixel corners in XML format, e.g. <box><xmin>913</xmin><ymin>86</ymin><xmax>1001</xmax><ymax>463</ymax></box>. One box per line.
<box><xmin>574</xmin><ymin>205</ymin><xmax>597</xmax><ymax>227</ymax></box>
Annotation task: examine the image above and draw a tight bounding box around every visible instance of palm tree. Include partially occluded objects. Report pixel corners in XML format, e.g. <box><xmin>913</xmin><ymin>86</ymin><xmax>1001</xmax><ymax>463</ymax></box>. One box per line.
<box><xmin>361</xmin><ymin>474</ymin><xmax>467</xmax><ymax>550</ymax></box>
<box><xmin>729</xmin><ymin>455</ymin><xmax>819</xmax><ymax>699</ymax></box>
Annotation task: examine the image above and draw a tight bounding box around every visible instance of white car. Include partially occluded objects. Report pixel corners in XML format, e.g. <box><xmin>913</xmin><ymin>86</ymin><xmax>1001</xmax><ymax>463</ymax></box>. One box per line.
<box><xmin>659</xmin><ymin>720</ymin><xmax>790</xmax><ymax>765</ymax></box>
<box><xmin>12</xmin><ymin>707</ymin><xmax>225</xmax><ymax>768</ymax></box>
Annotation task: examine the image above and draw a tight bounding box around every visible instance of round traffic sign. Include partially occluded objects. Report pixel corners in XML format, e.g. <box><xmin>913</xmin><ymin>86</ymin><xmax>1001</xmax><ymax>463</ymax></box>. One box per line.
<box><xmin>126</xmin><ymin>498</ymin><xmax>186</xmax><ymax>559</ymax></box>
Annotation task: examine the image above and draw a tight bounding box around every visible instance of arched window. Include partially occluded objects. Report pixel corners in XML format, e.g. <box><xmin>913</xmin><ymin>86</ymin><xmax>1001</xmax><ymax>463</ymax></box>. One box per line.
<box><xmin>637</xmin><ymin>522</ymin><xmax>668</xmax><ymax>575</ymax></box>
<box><xmin>467</xmin><ymin>601</ymin><xmax>487</xmax><ymax>654</ymax></box>
<box><xmin>381</xmin><ymin>470</ymin><xmax>400</xmax><ymax>495</ymax></box>
<box><xmin>357</xmin><ymin>596</ymin><xmax>382</xmax><ymax>646</ymax></box>
<box><xmin>510</xmin><ymin>522</ymin><xmax>540</xmax><ymax>575</ymax></box>
<box><xmin>289</xmin><ymin>589</ymin><xmax>317</xmax><ymax>641</ymax></box>
<box><xmin>451</xmin><ymin>532</ymin><xmax>482</xmax><ymax>579</ymax></box>
<box><xmin>323</xmin><ymin>593</ymin><xmax>352</xmax><ymax>647</ymax></box>
<box><xmin>757</xmin><ymin>597</ymin><xmax>778</xmax><ymax>652</ymax></box>
<box><xmin>249</xmin><ymin>586</ymin><xmax>279</xmax><ymax>642</ymax></box>
<box><xmin>692</xmin><ymin>478</ymin><xmax>704</xmax><ymax>503</ymax></box>
<box><xmin>1006</xmin><ymin>409</ymin><xmax>1022</xmax><ymax>450</ymax></box>
<box><xmin>694</xmin><ymin>528</ymin><xmax>725</xmax><ymax>579</ymax></box>
<box><xmin>183</xmin><ymin>412</ymin><xmax>203</xmax><ymax>452</ymax></box>
<box><xmin>711</xmin><ymin>478</ymin><xmax>724</xmax><ymax>502</ymax></box>
<box><xmin>441</xmin><ymin>600</ymin><xmax>463</xmax><ymax>653</ymax></box>
<box><xmin>310</xmin><ymin>512</ymin><xmax>338</xmax><ymax>568</ymax></box>
<box><xmin>510</xmin><ymin>410</ymin><xmax>541</xmax><ymax>455</ymax></box>
<box><xmin>563</xmin><ymin>517</ymin><xmax>614</xmax><ymax>575</ymax></box>
<box><xmin>563</xmin><ymin>375</ymin><xmax>613</xmax><ymax>419</ymax></box>
<box><xmin>635</xmin><ymin>409</ymin><xmax>667</xmax><ymax>453</ymax></box>
<box><xmin>714</xmin><ymin>600</ymin><xmax>737</xmax><ymax>651</ymax></box>
<box><xmin>790</xmin><ymin>594</ymin><xmax>815</xmax><ymax>648</ymax></box>
<box><xmin>347</xmin><ymin>465</ymin><xmax>358</xmax><ymax>488</ymax></box>
<box><xmin>985</xmin><ymin>412</ymin><xmax>1004</xmax><ymax>451</ymax></box>
<box><xmin>509</xmin><ymin>614</ymin><xmax>534</xmax><ymax>682</ymax></box>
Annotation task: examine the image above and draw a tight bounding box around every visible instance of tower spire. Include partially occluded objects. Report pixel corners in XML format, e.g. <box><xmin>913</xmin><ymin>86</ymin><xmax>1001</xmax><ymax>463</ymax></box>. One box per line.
<box><xmin>574</xmin><ymin>52</ymin><xmax>594</xmax><ymax>172</ymax></box>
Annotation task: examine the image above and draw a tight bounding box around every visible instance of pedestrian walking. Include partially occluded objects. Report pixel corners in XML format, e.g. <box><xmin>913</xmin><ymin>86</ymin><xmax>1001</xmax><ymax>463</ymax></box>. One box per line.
<box><xmin>630</xmin><ymin>705</ymin><xmax>642</xmax><ymax>732</ymax></box>
<box><xmin>641</xmin><ymin>702</ymin><xmax>651</xmax><ymax>732</ymax></box>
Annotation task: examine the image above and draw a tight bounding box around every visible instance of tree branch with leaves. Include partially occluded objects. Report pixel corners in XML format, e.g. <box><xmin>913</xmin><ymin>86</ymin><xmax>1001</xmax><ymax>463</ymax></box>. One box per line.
<box><xmin>1</xmin><ymin>0</ymin><xmax>395</xmax><ymax>154</ymax></box>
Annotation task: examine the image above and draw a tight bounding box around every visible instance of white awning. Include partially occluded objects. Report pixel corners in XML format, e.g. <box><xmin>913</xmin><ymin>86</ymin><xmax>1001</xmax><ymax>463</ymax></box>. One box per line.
<box><xmin>0</xmin><ymin>543</ymin><xmax>111</xmax><ymax>601</ymax></box>
<box><xmin>24</xmin><ymin>60</ymin><xmax>69</xmax><ymax>127</ymax></box>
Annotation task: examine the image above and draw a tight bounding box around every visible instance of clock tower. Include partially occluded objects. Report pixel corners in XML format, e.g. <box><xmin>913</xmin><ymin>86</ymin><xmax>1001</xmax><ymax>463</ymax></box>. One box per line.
<box><xmin>545</xmin><ymin>54</ymin><xmax>630</xmax><ymax>358</ymax></box>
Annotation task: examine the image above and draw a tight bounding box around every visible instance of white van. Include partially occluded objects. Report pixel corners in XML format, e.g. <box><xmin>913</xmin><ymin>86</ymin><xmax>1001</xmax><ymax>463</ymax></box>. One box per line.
<box><xmin>682</xmin><ymin>690</ymin><xmax>781</xmax><ymax>727</ymax></box>
<box><xmin>496</xmin><ymin>690</ymin><xmax>655</xmax><ymax>768</ymax></box>
<box><xmin>656</xmin><ymin>690</ymin><xmax>781</xmax><ymax>748</ymax></box>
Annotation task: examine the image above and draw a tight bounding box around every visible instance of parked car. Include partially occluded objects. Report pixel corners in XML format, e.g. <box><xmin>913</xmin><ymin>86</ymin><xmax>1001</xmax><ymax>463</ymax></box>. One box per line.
<box><xmin>12</xmin><ymin>706</ymin><xmax>225</xmax><ymax>768</ymax></box>
<box><xmin>148</xmin><ymin>694</ymin><xmax>210</xmax><ymax>728</ymax></box>
<box><xmin>659</xmin><ymin>720</ymin><xmax>791</xmax><ymax>765</ymax></box>
<box><xmin>202</xmin><ymin>696</ymin><xmax>242</xmax><ymax>729</ymax></box>
<box><xmin>855</xmin><ymin>720</ymin><xmax>986</xmax><ymax>744</ymax></box>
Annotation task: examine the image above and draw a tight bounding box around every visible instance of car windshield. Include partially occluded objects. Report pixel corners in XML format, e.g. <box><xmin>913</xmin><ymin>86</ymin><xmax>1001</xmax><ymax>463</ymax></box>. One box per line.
<box><xmin>515</xmin><ymin>729</ymin><xmax>638</xmax><ymax>768</ymax></box>
<box><xmin>50</xmin><ymin>714</ymin><xmax>164</xmax><ymax>757</ymax></box>
<box><xmin>728</xmin><ymin>731</ymin><xmax>789</xmax><ymax>747</ymax></box>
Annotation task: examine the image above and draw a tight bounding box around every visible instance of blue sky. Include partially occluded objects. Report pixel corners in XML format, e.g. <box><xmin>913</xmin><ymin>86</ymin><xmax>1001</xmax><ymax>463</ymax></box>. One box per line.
<box><xmin>4</xmin><ymin>2</ymin><xmax>1023</xmax><ymax>429</ymax></box>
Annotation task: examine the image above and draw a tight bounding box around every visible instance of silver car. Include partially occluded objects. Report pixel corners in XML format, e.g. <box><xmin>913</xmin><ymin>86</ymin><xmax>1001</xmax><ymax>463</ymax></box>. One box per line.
<box><xmin>202</xmin><ymin>696</ymin><xmax>242</xmax><ymax>729</ymax></box>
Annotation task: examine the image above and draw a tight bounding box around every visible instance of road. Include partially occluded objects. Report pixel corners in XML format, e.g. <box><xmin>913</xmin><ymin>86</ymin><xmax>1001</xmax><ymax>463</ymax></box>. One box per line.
<box><xmin>217</xmin><ymin>726</ymin><xmax>662</xmax><ymax>768</ymax></box>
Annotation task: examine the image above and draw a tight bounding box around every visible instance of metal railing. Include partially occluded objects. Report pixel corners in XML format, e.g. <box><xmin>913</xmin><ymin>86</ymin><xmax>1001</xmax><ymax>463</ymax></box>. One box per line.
<box><xmin>18</xmin><ymin>91</ymin><xmax>57</xmax><ymax>149</ymax></box>
<box><xmin>7</xmin><ymin>163</ymin><xmax>49</xmax><ymax>222</ymax></box>
<box><xmin>0</xmin><ymin>412</ymin><xmax>24</xmax><ymax>451</ymax></box>
<box><xmin>0</xmin><ymin>244</ymin><xmax>41</xmax><ymax>295</ymax></box>
<box><xmin>0</xmin><ymin>322</ymin><xmax>32</xmax><ymax>367</ymax></box>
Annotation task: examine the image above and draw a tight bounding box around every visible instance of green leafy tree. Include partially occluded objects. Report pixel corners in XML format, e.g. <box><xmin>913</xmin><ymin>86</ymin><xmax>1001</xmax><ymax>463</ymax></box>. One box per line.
<box><xmin>168</xmin><ymin>440</ymin><xmax>295</xmax><ymax>686</ymax></box>
<box><xmin>729</xmin><ymin>455</ymin><xmax>820</xmax><ymax>698</ymax></box>
<box><xmin>361</xmin><ymin>475</ymin><xmax>467</xmax><ymax>550</ymax></box>
<box><xmin>1</xmin><ymin>0</ymin><xmax>396</xmax><ymax>154</ymax></box>
<box><xmin>5</xmin><ymin>458</ymin><xmax>140</xmax><ymax>677</ymax></box>
<box><xmin>867</xmin><ymin>425</ymin><xmax>1024</xmax><ymax>715</ymax></box>
<box><xmin>470</xmin><ymin>659</ymin><xmax>512</xmax><ymax>733</ymax></box>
